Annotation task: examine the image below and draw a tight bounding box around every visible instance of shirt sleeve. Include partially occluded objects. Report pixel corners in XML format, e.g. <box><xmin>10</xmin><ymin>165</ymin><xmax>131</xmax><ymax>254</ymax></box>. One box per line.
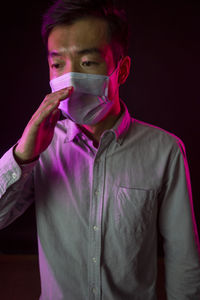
<box><xmin>0</xmin><ymin>146</ymin><xmax>37</xmax><ymax>229</ymax></box>
<box><xmin>158</xmin><ymin>139</ymin><xmax>200</xmax><ymax>299</ymax></box>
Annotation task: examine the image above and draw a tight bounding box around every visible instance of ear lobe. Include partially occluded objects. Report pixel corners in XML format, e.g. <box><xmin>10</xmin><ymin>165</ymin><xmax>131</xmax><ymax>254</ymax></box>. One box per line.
<box><xmin>118</xmin><ymin>56</ymin><xmax>131</xmax><ymax>85</ymax></box>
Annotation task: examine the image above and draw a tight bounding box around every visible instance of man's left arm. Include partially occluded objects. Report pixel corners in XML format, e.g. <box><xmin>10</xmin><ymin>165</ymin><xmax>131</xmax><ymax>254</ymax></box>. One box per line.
<box><xmin>158</xmin><ymin>140</ymin><xmax>200</xmax><ymax>300</ymax></box>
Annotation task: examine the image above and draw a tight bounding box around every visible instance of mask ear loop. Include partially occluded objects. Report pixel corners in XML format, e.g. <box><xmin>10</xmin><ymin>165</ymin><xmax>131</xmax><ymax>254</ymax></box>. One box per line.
<box><xmin>108</xmin><ymin>57</ymin><xmax>123</xmax><ymax>77</ymax></box>
<box><xmin>102</xmin><ymin>58</ymin><xmax>123</xmax><ymax>104</ymax></box>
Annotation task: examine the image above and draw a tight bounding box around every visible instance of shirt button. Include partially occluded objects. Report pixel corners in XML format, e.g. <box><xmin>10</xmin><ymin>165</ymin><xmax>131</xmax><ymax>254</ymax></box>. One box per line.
<box><xmin>92</xmin><ymin>257</ymin><xmax>97</xmax><ymax>263</ymax></box>
<box><xmin>95</xmin><ymin>190</ymin><xmax>99</xmax><ymax>196</ymax></box>
<box><xmin>93</xmin><ymin>226</ymin><xmax>98</xmax><ymax>231</ymax></box>
<box><xmin>92</xmin><ymin>288</ymin><xmax>97</xmax><ymax>294</ymax></box>
<box><xmin>12</xmin><ymin>172</ymin><xmax>17</xmax><ymax>179</ymax></box>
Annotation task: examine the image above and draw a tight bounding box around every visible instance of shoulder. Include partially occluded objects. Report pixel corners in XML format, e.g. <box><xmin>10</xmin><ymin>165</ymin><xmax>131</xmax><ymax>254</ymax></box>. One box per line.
<box><xmin>127</xmin><ymin>118</ymin><xmax>186</xmax><ymax>155</ymax></box>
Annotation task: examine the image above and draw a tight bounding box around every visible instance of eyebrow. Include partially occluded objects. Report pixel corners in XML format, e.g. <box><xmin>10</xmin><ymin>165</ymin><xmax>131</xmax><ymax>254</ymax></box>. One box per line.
<box><xmin>77</xmin><ymin>48</ymin><xmax>102</xmax><ymax>55</ymax></box>
<box><xmin>48</xmin><ymin>47</ymin><xmax>102</xmax><ymax>58</ymax></box>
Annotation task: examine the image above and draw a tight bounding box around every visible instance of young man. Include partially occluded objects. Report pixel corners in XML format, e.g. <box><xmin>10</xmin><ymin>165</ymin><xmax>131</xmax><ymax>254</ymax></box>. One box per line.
<box><xmin>0</xmin><ymin>1</ymin><xmax>200</xmax><ymax>299</ymax></box>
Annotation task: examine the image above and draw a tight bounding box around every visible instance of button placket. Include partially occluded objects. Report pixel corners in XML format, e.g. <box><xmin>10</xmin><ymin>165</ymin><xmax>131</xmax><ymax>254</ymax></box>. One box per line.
<box><xmin>88</xmin><ymin>143</ymin><xmax>108</xmax><ymax>300</ymax></box>
<box><xmin>88</xmin><ymin>157</ymin><xmax>101</xmax><ymax>299</ymax></box>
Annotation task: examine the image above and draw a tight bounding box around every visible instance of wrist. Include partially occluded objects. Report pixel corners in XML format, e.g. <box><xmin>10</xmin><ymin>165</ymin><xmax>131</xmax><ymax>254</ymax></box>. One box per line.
<box><xmin>13</xmin><ymin>144</ymin><xmax>39</xmax><ymax>165</ymax></box>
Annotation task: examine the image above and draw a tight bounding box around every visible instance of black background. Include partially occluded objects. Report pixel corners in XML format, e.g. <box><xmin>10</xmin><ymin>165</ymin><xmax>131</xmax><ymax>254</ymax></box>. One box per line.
<box><xmin>0</xmin><ymin>0</ymin><xmax>199</xmax><ymax>254</ymax></box>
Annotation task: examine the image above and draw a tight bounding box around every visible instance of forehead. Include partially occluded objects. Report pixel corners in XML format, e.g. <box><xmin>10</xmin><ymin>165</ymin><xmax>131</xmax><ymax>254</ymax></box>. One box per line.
<box><xmin>47</xmin><ymin>17</ymin><xmax>111</xmax><ymax>56</ymax></box>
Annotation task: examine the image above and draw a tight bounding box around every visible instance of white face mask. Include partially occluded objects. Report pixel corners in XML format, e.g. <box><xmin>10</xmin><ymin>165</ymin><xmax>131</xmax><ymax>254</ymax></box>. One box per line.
<box><xmin>49</xmin><ymin>67</ymin><xmax>118</xmax><ymax>125</ymax></box>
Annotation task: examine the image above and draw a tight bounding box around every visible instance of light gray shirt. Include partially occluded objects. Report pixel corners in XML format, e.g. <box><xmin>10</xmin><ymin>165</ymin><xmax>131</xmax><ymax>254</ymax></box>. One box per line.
<box><xmin>0</xmin><ymin>101</ymin><xmax>200</xmax><ymax>300</ymax></box>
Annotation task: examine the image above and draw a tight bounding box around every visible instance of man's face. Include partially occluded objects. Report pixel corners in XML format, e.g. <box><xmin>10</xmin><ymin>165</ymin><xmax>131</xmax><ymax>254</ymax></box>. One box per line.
<box><xmin>47</xmin><ymin>17</ymin><xmax>119</xmax><ymax>100</ymax></box>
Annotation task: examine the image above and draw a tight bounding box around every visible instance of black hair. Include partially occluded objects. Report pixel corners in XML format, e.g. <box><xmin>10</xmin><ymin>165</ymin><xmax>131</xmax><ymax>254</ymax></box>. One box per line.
<box><xmin>41</xmin><ymin>0</ymin><xmax>130</xmax><ymax>63</ymax></box>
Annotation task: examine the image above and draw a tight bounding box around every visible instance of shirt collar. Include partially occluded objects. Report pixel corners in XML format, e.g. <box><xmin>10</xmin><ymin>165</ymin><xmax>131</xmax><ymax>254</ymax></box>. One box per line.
<box><xmin>62</xmin><ymin>99</ymin><xmax>132</xmax><ymax>145</ymax></box>
<box><xmin>110</xmin><ymin>100</ymin><xmax>132</xmax><ymax>145</ymax></box>
<box><xmin>62</xmin><ymin>119</ymin><xmax>80</xmax><ymax>143</ymax></box>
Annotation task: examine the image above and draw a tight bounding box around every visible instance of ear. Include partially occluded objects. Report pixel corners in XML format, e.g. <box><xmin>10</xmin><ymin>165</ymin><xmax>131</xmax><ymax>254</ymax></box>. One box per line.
<box><xmin>118</xmin><ymin>56</ymin><xmax>131</xmax><ymax>85</ymax></box>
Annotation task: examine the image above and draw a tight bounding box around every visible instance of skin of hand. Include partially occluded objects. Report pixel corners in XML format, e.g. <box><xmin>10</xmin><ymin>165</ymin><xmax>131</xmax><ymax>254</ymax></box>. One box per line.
<box><xmin>14</xmin><ymin>86</ymin><xmax>73</xmax><ymax>164</ymax></box>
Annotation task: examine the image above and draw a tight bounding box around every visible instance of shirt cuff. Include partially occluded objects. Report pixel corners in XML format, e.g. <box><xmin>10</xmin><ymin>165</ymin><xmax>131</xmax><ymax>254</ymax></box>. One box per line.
<box><xmin>0</xmin><ymin>146</ymin><xmax>38</xmax><ymax>195</ymax></box>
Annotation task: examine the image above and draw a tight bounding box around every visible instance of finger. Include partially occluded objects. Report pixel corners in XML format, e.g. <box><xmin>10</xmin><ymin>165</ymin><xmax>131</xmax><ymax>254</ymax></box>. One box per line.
<box><xmin>34</xmin><ymin>86</ymin><xmax>73</xmax><ymax>121</ymax></box>
<box><xmin>38</xmin><ymin>86</ymin><xmax>73</xmax><ymax>112</ymax></box>
<box><xmin>45</xmin><ymin>86</ymin><xmax>73</xmax><ymax>104</ymax></box>
<box><xmin>32</xmin><ymin>101</ymin><xmax>61</xmax><ymax>127</ymax></box>
<box><xmin>59</xmin><ymin>86</ymin><xmax>73</xmax><ymax>101</ymax></box>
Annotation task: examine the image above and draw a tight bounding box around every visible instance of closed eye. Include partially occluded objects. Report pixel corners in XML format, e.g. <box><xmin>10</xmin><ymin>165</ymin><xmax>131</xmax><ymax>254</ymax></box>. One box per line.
<box><xmin>82</xmin><ymin>61</ymin><xmax>99</xmax><ymax>67</ymax></box>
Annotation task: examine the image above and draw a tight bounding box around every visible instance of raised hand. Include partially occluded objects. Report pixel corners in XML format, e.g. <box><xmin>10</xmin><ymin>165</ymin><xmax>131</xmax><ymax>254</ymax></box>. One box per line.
<box><xmin>14</xmin><ymin>87</ymin><xmax>73</xmax><ymax>164</ymax></box>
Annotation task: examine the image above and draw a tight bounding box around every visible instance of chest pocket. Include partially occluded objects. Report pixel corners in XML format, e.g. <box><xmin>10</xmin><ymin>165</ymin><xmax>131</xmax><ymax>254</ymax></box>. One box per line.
<box><xmin>115</xmin><ymin>187</ymin><xmax>156</xmax><ymax>238</ymax></box>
